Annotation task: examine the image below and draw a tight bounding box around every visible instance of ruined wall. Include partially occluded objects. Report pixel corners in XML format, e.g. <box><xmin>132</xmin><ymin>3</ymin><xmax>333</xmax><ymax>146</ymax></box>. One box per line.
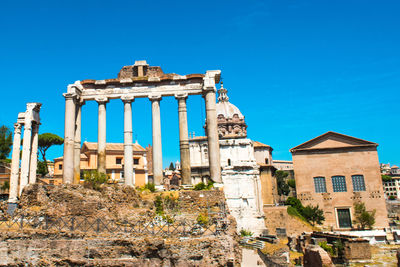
<box><xmin>0</xmin><ymin>232</ymin><xmax>240</xmax><ymax>266</ymax></box>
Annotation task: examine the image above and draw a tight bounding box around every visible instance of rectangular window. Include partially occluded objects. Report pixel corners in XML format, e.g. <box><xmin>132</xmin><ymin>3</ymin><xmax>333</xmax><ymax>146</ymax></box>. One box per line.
<box><xmin>134</xmin><ymin>158</ymin><xmax>139</xmax><ymax>165</ymax></box>
<box><xmin>337</xmin><ymin>208</ymin><xmax>352</xmax><ymax>228</ymax></box>
<box><xmin>59</xmin><ymin>164</ymin><xmax>63</xmax><ymax>170</ymax></box>
<box><xmin>116</xmin><ymin>158</ymin><xmax>122</xmax><ymax>165</ymax></box>
<box><xmin>352</xmin><ymin>175</ymin><xmax>366</xmax><ymax>191</ymax></box>
<box><xmin>314</xmin><ymin>177</ymin><xmax>327</xmax><ymax>193</ymax></box>
<box><xmin>332</xmin><ymin>176</ymin><xmax>347</xmax><ymax>192</ymax></box>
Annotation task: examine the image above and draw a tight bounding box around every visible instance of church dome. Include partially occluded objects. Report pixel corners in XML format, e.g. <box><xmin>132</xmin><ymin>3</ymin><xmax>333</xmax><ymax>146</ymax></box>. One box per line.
<box><xmin>214</xmin><ymin>83</ymin><xmax>247</xmax><ymax>138</ymax></box>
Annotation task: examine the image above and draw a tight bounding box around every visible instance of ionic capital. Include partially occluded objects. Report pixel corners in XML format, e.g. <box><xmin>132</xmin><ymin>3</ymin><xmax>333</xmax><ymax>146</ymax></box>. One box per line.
<box><xmin>63</xmin><ymin>92</ymin><xmax>77</xmax><ymax>100</ymax></box>
<box><xmin>95</xmin><ymin>96</ymin><xmax>109</xmax><ymax>104</ymax></box>
<box><xmin>175</xmin><ymin>93</ymin><xmax>188</xmax><ymax>100</ymax></box>
<box><xmin>121</xmin><ymin>95</ymin><xmax>135</xmax><ymax>103</ymax></box>
<box><xmin>13</xmin><ymin>123</ymin><xmax>22</xmax><ymax>135</ymax></box>
<box><xmin>149</xmin><ymin>95</ymin><xmax>162</xmax><ymax>102</ymax></box>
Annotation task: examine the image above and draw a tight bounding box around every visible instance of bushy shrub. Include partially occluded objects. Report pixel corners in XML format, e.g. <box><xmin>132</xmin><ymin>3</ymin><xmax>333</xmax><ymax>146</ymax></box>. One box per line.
<box><xmin>286</xmin><ymin>197</ymin><xmax>325</xmax><ymax>225</ymax></box>
<box><xmin>154</xmin><ymin>195</ymin><xmax>164</xmax><ymax>215</ymax></box>
<box><xmin>287</xmin><ymin>179</ymin><xmax>296</xmax><ymax>189</ymax></box>
<box><xmin>144</xmin><ymin>183</ymin><xmax>156</xmax><ymax>192</ymax></box>
<box><xmin>319</xmin><ymin>241</ymin><xmax>334</xmax><ymax>256</ymax></box>
<box><xmin>240</xmin><ymin>229</ymin><xmax>253</xmax><ymax>237</ymax></box>
<box><xmin>83</xmin><ymin>170</ymin><xmax>108</xmax><ymax>190</ymax></box>
<box><xmin>389</xmin><ymin>195</ymin><xmax>396</xmax><ymax>200</ymax></box>
<box><xmin>194</xmin><ymin>182</ymin><xmax>206</xmax><ymax>190</ymax></box>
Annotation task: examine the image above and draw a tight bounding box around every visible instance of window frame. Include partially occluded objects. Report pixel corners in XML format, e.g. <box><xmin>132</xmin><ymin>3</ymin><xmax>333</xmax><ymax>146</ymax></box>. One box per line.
<box><xmin>352</xmin><ymin>175</ymin><xmax>366</xmax><ymax>192</ymax></box>
<box><xmin>313</xmin><ymin>176</ymin><xmax>327</xmax><ymax>193</ymax></box>
<box><xmin>332</xmin><ymin>175</ymin><xmax>347</xmax><ymax>192</ymax></box>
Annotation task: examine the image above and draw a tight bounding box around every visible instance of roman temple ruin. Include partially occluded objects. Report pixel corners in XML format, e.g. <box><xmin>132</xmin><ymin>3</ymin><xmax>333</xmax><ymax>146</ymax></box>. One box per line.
<box><xmin>62</xmin><ymin>60</ymin><xmax>222</xmax><ymax>186</ymax></box>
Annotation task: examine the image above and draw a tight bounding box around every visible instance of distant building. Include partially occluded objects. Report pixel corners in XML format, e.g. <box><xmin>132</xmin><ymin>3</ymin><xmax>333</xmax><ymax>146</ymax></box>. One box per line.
<box><xmin>381</xmin><ymin>164</ymin><xmax>400</xmax><ymax>199</ymax></box>
<box><xmin>291</xmin><ymin>131</ymin><xmax>388</xmax><ymax>230</ymax></box>
<box><xmin>272</xmin><ymin>160</ymin><xmax>293</xmax><ymax>171</ymax></box>
<box><xmin>53</xmin><ymin>141</ymin><xmax>148</xmax><ymax>187</ymax></box>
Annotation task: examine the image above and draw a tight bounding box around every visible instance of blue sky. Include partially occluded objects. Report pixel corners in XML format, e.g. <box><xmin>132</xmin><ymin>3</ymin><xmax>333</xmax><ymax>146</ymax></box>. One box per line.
<box><xmin>1</xmin><ymin>0</ymin><xmax>399</xmax><ymax>166</ymax></box>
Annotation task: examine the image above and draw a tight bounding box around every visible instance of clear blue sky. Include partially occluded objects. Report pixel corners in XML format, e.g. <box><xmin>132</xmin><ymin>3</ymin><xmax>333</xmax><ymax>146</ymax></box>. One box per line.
<box><xmin>1</xmin><ymin>0</ymin><xmax>399</xmax><ymax>167</ymax></box>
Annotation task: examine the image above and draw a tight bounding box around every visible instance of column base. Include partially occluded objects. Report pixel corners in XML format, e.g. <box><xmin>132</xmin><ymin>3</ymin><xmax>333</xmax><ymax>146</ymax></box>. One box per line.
<box><xmin>7</xmin><ymin>202</ymin><xmax>18</xmax><ymax>216</ymax></box>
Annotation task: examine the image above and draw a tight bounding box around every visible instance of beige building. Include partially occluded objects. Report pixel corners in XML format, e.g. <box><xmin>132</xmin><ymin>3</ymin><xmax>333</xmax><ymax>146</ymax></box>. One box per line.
<box><xmin>291</xmin><ymin>131</ymin><xmax>388</xmax><ymax>230</ymax></box>
<box><xmin>54</xmin><ymin>142</ymin><xmax>148</xmax><ymax>187</ymax></box>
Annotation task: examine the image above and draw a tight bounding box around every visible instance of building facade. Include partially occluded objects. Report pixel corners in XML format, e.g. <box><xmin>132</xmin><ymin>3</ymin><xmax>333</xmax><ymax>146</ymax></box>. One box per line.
<box><xmin>54</xmin><ymin>142</ymin><xmax>148</xmax><ymax>187</ymax></box>
<box><xmin>291</xmin><ymin>131</ymin><xmax>388</xmax><ymax>230</ymax></box>
<box><xmin>189</xmin><ymin>84</ymin><xmax>273</xmax><ymax>234</ymax></box>
<box><xmin>381</xmin><ymin>164</ymin><xmax>400</xmax><ymax>199</ymax></box>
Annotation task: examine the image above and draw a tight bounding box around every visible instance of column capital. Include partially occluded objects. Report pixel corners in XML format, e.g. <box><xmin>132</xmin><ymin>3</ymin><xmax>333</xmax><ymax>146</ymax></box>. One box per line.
<box><xmin>149</xmin><ymin>95</ymin><xmax>162</xmax><ymax>102</ymax></box>
<box><xmin>95</xmin><ymin>96</ymin><xmax>109</xmax><ymax>104</ymax></box>
<box><xmin>13</xmin><ymin>123</ymin><xmax>22</xmax><ymax>135</ymax></box>
<box><xmin>63</xmin><ymin>92</ymin><xmax>78</xmax><ymax>100</ymax></box>
<box><xmin>175</xmin><ymin>93</ymin><xmax>188</xmax><ymax>100</ymax></box>
<box><xmin>121</xmin><ymin>95</ymin><xmax>135</xmax><ymax>103</ymax></box>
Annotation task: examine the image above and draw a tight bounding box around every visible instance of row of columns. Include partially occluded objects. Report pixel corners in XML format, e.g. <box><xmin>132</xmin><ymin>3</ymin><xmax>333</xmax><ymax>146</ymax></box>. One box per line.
<box><xmin>9</xmin><ymin>103</ymin><xmax>41</xmax><ymax>203</ymax></box>
<box><xmin>63</xmin><ymin>90</ymin><xmax>221</xmax><ymax>186</ymax></box>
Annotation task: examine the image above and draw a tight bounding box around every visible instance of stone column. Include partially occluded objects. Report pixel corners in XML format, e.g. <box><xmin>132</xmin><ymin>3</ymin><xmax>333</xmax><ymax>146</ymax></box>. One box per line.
<box><xmin>204</xmin><ymin>89</ymin><xmax>222</xmax><ymax>183</ymax></box>
<box><xmin>175</xmin><ymin>94</ymin><xmax>191</xmax><ymax>185</ymax></box>
<box><xmin>122</xmin><ymin>96</ymin><xmax>134</xmax><ymax>186</ymax></box>
<box><xmin>96</xmin><ymin>97</ymin><xmax>108</xmax><ymax>174</ymax></box>
<box><xmin>8</xmin><ymin>123</ymin><xmax>22</xmax><ymax>203</ymax></box>
<box><xmin>28</xmin><ymin>123</ymin><xmax>39</xmax><ymax>184</ymax></box>
<box><xmin>19</xmin><ymin>119</ymin><xmax>32</xmax><ymax>195</ymax></box>
<box><xmin>63</xmin><ymin>93</ymin><xmax>77</xmax><ymax>184</ymax></box>
<box><xmin>73</xmin><ymin>102</ymin><xmax>83</xmax><ymax>184</ymax></box>
<box><xmin>150</xmin><ymin>96</ymin><xmax>163</xmax><ymax>185</ymax></box>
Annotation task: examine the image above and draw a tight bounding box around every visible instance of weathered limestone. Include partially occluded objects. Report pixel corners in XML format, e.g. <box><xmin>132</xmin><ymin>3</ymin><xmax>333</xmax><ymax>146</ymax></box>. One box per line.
<box><xmin>176</xmin><ymin>94</ymin><xmax>191</xmax><ymax>185</ymax></box>
<box><xmin>122</xmin><ymin>95</ymin><xmax>134</xmax><ymax>186</ymax></box>
<box><xmin>28</xmin><ymin>123</ymin><xmax>39</xmax><ymax>184</ymax></box>
<box><xmin>63</xmin><ymin>93</ymin><xmax>77</xmax><ymax>183</ymax></box>
<box><xmin>8</xmin><ymin>123</ymin><xmax>22</xmax><ymax>203</ymax></box>
<box><xmin>96</xmin><ymin>97</ymin><xmax>108</xmax><ymax>174</ymax></box>
<box><xmin>150</xmin><ymin>95</ymin><xmax>163</xmax><ymax>185</ymax></box>
<box><xmin>204</xmin><ymin>89</ymin><xmax>221</xmax><ymax>183</ymax></box>
<box><xmin>73</xmin><ymin>102</ymin><xmax>83</xmax><ymax>184</ymax></box>
<box><xmin>62</xmin><ymin>61</ymin><xmax>222</xmax><ymax>187</ymax></box>
<box><xmin>8</xmin><ymin>103</ymin><xmax>41</xmax><ymax>203</ymax></box>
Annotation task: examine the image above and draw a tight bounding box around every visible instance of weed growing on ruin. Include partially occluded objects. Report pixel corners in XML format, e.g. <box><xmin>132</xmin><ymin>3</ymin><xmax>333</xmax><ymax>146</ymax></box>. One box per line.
<box><xmin>154</xmin><ymin>195</ymin><xmax>164</xmax><ymax>215</ymax></box>
<box><xmin>194</xmin><ymin>181</ymin><xmax>214</xmax><ymax>190</ymax></box>
<box><xmin>196</xmin><ymin>213</ymin><xmax>209</xmax><ymax>226</ymax></box>
<box><xmin>240</xmin><ymin>229</ymin><xmax>253</xmax><ymax>237</ymax></box>
<box><xmin>83</xmin><ymin>170</ymin><xmax>109</xmax><ymax>190</ymax></box>
<box><xmin>319</xmin><ymin>241</ymin><xmax>334</xmax><ymax>256</ymax></box>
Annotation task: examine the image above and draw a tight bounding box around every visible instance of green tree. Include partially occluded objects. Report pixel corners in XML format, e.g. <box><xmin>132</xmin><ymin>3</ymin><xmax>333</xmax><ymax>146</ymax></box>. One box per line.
<box><xmin>0</xmin><ymin>126</ymin><xmax>12</xmax><ymax>161</ymax></box>
<box><xmin>38</xmin><ymin>133</ymin><xmax>63</xmax><ymax>175</ymax></box>
<box><xmin>1</xmin><ymin>180</ymin><xmax>9</xmax><ymax>191</ymax></box>
<box><xmin>287</xmin><ymin>179</ymin><xmax>296</xmax><ymax>189</ymax></box>
<box><xmin>276</xmin><ymin>170</ymin><xmax>290</xmax><ymax>196</ymax></box>
<box><xmin>302</xmin><ymin>205</ymin><xmax>325</xmax><ymax>226</ymax></box>
<box><xmin>169</xmin><ymin>162</ymin><xmax>175</xmax><ymax>171</ymax></box>
<box><xmin>381</xmin><ymin>175</ymin><xmax>392</xmax><ymax>182</ymax></box>
<box><xmin>353</xmin><ymin>202</ymin><xmax>376</xmax><ymax>229</ymax></box>
<box><xmin>285</xmin><ymin>196</ymin><xmax>304</xmax><ymax>214</ymax></box>
<box><xmin>37</xmin><ymin>160</ymin><xmax>48</xmax><ymax>177</ymax></box>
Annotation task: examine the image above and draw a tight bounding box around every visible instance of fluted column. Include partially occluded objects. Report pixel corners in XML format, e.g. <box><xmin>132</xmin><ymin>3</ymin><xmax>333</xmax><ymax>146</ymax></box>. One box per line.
<box><xmin>73</xmin><ymin>101</ymin><xmax>83</xmax><ymax>184</ymax></box>
<box><xmin>28</xmin><ymin>123</ymin><xmax>39</xmax><ymax>184</ymax></box>
<box><xmin>204</xmin><ymin>89</ymin><xmax>221</xmax><ymax>183</ymax></box>
<box><xmin>150</xmin><ymin>95</ymin><xmax>163</xmax><ymax>185</ymax></box>
<box><xmin>122</xmin><ymin>96</ymin><xmax>134</xmax><ymax>186</ymax></box>
<box><xmin>175</xmin><ymin>94</ymin><xmax>191</xmax><ymax>185</ymax></box>
<box><xmin>8</xmin><ymin>123</ymin><xmax>22</xmax><ymax>203</ymax></box>
<box><xmin>19</xmin><ymin>119</ymin><xmax>32</xmax><ymax>195</ymax></box>
<box><xmin>96</xmin><ymin>97</ymin><xmax>108</xmax><ymax>174</ymax></box>
<box><xmin>63</xmin><ymin>93</ymin><xmax>77</xmax><ymax>184</ymax></box>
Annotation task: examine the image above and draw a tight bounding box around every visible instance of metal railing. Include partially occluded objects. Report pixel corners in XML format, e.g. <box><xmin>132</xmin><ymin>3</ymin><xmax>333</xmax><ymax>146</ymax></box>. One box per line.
<box><xmin>0</xmin><ymin>213</ymin><xmax>229</xmax><ymax>237</ymax></box>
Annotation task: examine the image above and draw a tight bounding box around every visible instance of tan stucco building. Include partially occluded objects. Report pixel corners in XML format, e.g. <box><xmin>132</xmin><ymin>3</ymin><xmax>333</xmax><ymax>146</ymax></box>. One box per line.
<box><xmin>290</xmin><ymin>131</ymin><xmax>388</xmax><ymax>230</ymax></box>
<box><xmin>54</xmin><ymin>142</ymin><xmax>148</xmax><ymax>187</ymax></box>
